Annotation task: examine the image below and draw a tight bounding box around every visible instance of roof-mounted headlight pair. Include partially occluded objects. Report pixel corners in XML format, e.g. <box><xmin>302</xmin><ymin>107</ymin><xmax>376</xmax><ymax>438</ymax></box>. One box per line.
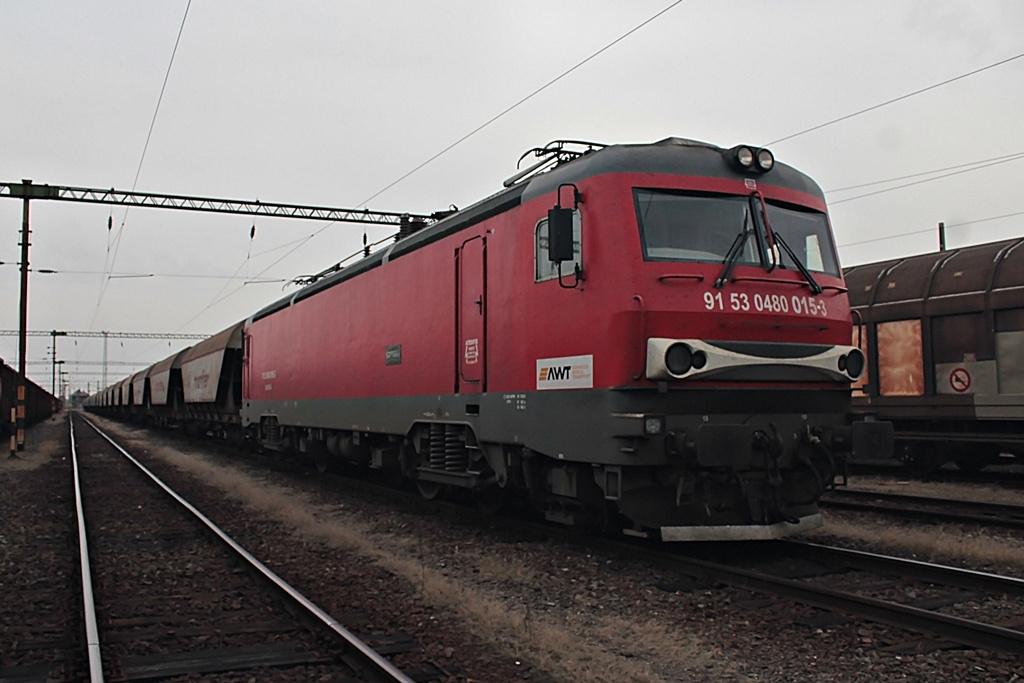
<box><xmin>729</xmin><ymin>145</ymin><xmax>774</xmax><ymax>173</ymax></box>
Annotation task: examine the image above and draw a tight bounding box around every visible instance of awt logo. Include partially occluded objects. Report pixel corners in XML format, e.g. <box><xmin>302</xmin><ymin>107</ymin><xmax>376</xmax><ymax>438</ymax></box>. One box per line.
<box><xmin>538</xmin><ymin>365</ymin><xmax>571</xmax><ymax>381</ymax></box>
<box><xmin>536</xmin><ymin>354</ymin><xmax>594</xmax><ymax>390</ymax></box>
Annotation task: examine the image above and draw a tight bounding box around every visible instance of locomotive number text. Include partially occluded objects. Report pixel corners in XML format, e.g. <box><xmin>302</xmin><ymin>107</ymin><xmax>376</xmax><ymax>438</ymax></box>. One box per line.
<box><xmin>703</xmin><ymin>291</ymin><xmax>827</xmax><ymax>316</ymax></box>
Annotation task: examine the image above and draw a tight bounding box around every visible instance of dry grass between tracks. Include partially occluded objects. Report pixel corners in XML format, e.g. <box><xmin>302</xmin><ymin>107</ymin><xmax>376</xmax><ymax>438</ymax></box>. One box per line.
<box><xmin>1</xmin><ymin>412</ymin><xmax>66</xmax><ymax>473</ymax></box>
<box><xmin>848</xmin><ymin>475</ymin><xmax>1024</xmax><ymax>507</ymax></box>
<box><xmin>809</xmin><ymin>515</ymin><xmax>1024</xmax><ymax>575</ymax></box>
<box><xmin>822</xmin><ymin>475</ymin><xmax>1024</xmax><ymax>573</ymax></box>
<box><xmin>138</xmin><ymin>440</ymin><xmax>722</xmax><ymax>683</ymax></box>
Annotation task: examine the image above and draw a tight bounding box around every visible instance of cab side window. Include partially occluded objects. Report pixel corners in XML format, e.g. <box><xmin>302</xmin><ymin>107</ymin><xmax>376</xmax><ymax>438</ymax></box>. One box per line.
<box><xmin>535</xmin><ymin>211</ymin><xmax>582</xmax><ymax>282</ymax></box>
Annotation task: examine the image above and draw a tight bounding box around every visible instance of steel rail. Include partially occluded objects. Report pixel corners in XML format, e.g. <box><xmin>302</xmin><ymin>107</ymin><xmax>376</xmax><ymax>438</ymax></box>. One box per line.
<box><xmin>651</xmin><ymin>545</ymin><xmax>1024</xmax><ymax>654</ymax></box>
<box><xmin>820</xmin><ymin>488</ymin><xmax>1024</xmax><ymax>530</ymax></box>
<box><xmin>70</xmin><ymin>416</ymin><xmax>105</xmax><ymax>683</ymax></box>
<box><xmin>895</xmin><ymin>430</ymin><xmax>1024</xmax><ymax>446</ymax></box>
<box><xmin>77</xmin><ymin>414</ymin><xmax>414</xmax><ymax>683</ymax></box>
<box><xmin>783</xmin><ymin>539</ymin><xmax>1024</xmax><ymax>596</ymax></box>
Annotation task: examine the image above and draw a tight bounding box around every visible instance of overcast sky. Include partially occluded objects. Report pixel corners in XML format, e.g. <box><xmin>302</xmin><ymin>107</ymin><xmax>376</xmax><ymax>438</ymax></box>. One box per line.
<box><xmin>2</xmin><ymin>1</ymin><xmax>1023</xmax><ymax>393</ymax></box>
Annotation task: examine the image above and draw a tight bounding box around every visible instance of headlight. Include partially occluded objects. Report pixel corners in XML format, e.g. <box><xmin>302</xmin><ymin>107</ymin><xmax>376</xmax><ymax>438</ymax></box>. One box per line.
<box><xmin>665</xmin><ymin>343</ymin><xmax>694</xmax><ymax>375</ymax></box>
<box><xmin>728</xmin><ymin>145</ymin><xmax>774</xmax><ymax>173</ymax></box>
<box><xmin>841</xmin><ymin>349</ymin><xmax>865</xmax><ymax>379</ymax></box>
<box><xmin>734</xmin><ymin>146</ymin><xmax>754</xmax><ymax>168</ymax></box>
<box><xmin>665</xmin><ymin>343</ymin><xmax>708</xmax><ymax>376</ymax></box>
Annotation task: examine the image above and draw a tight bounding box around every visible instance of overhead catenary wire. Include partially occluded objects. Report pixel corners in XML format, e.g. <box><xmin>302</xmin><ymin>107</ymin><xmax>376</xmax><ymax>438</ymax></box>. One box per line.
<box><xmin>91</xmin><ymin>0</ymin><xmax>193</xmax><ymax>327</ymax></box>
<box><xmin>825</xmin><ymin>151</ymin><xmax>1024</xmax><ymax>193</ymax></box>
<box><xmin>169</xmin><ymin>1</ymin><xmax>687</xmax><ymax>333</ymax></box>
<box><xmin>838</xmin><ymin>209</ymin><xmax>1024</xmax><ymax>249</ymax></box>
<box><xmin>765</xmin><ymin>51</ymin><xmax>1024</xmax><ymax>147</ymax></box>
<box><xmin>828</xmin><ymin>152</ymin><xmax>1024</xmax><ymax>205</ymax></box>
<box><xmin>358</xmin><ymin>1</ymin><xmax>686</xmax><ymax>207</ymax></box>
<box><xmin>811</xmin><ymin>152</ymin><xmax>1024</xmax><ymax>254</ymax></box>
<box><xmin>0</xmin><ymin>262</ymin><xmax>285</xmax><ymax>283</ymax></box>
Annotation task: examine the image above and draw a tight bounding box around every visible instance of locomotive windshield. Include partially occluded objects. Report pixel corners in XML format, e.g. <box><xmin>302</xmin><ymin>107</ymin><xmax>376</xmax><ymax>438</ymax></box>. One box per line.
<box><xmin>634</xmin><ymin>189</ymin><xmax>840</xmax><ymax>277</ymax></box>
<box><xmin>765</xmin><ymin>201</ymin><xmax>840</xmax><ymax>276</ymax></box>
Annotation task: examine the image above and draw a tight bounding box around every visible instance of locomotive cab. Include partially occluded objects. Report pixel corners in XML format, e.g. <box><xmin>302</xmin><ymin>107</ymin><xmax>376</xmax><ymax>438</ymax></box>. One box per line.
<box><xmin>514</xmin><ymin>138</ymin><xmax>892</xmax><ymax>539</ymax></box>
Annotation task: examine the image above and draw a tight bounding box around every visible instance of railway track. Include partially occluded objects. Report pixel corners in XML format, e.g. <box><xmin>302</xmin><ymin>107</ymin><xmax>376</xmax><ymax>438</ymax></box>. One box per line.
<box><xmin>343</xmin><ymin>470</ymin><xmax>1024</xmax><ymax>655</ymax></box>
<box><xmin>0</xmin><ymin>423</ymin><xmax>83</xmax><ymax>683</ymax></box>
<box><xmin>254</xmin><ymin>440</ymin><xmax>1024</xmax><ymax>656</ymax></box>
<box><xmin>624</xmin><ymin>538</ymin><xmax>1024</xmax><ymax>655</ymax></box>
<box><xmin>58</xmin><ymin>414</ymin><xmax>417</xmax><ymax>683</ymax></box>
<box><xmin>52</xmin><ymin>417</ymin><xmax>1024</xmax><ymax>666</ymax></box>
<box><xmin>305</xmin><ymin>460</ymin><xmax>1024</xmax><ymax>655</ymax></box>
<box><xmin>820</xmin><ymin>487</ymin><xmax>1024</xmax><ymax>531</ymax></box>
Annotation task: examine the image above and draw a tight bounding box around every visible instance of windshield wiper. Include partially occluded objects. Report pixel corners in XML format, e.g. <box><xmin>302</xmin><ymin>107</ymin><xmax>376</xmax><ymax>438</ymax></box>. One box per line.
<box><xmin>751</xmin><ymin>191</ymin><xmax>823</xmax><ymax>295</ymax></box>
<box><xmin>714</xmin><ymin>211</ymin><xmax>752</xmax><ymax>289</ymax></box>
<box><xmin>772</xmin><ymin>231</ymin><xmax>822</xmax><ymax>294</ymax></box>
<box><xmin>715</xmin><ymin>194</ymin><xmax>824</xmax><ymax>294</ymax></box>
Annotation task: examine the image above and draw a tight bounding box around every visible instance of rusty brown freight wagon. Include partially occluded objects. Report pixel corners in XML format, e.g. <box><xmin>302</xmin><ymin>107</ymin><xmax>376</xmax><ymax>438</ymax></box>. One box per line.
<box><xmin>846</xmin><ymin>237</ymin><xmax>1024</xmax><ymax>473</ymax></box>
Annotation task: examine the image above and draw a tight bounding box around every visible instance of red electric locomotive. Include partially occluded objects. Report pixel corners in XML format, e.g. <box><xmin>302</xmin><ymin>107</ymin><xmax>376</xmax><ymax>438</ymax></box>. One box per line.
<box><xmin>241</xmin><ymin>137</ymin><xmax>889</xmax><ymax>541</ymax></box>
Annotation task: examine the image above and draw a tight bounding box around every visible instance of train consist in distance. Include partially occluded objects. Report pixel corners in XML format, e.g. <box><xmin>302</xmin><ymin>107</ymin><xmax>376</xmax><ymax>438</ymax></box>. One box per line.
<box><xmin>846</xmin><ymin>237</ymin><xmax>1024</xmax><ymax>473</ymax></box>
<box><xmin>2</xmin><ymin>359</ymin><xmax>60</xmax><ymax>447</ymax></box>
<box><xmin>88</xmin><ymin>137</ymin><xmax>890</xmax><ymax>541</ymax></box>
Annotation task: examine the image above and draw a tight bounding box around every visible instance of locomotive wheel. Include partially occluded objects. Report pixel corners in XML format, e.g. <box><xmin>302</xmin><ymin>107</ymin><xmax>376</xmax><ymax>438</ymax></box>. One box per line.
<box><xmin>312</xmin><ymin>450</ymin><xmax>332</xmax><ymax>474</ymax></box>
<box><xmin>416</xmin><ymin>480</ymin><xmax>443</xmax><ymax>500</ymax></box>
<box><xmin>951</xmin><ymin>447</ymin><xmax>998</xmax><ymax>474</ymax></box>
<box><xmin>475</xmin><ymin>485</ymin><xmax>507</xmax><ymax>515</ymax></box>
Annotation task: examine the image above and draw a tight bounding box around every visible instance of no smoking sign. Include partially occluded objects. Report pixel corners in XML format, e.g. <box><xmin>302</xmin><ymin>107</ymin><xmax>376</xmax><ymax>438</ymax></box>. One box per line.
<box><xmin>949</xmin><ymin>367</ymin><xmax>971</xmax><ymax>393</ymax></box>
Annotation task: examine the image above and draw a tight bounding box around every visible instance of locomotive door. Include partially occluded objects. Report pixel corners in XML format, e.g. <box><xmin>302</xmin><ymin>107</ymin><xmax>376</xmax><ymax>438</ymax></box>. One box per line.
<box><xmin>456</xmin><ymin>235</ymin><xmax>486</xmax><ymax>393</ymax></box>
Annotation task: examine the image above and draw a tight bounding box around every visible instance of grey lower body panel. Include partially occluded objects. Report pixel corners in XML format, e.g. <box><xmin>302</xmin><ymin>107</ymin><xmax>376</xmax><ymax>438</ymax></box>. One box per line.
<box><xmin>244</xmin><ymin>386</ymin><xmax>852</xmax><ymax>466</ymax></box>
<box><xmin>245</xmin><ymin>388</ymin><xmax>850</xmax><ymax>537</ymax></box>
